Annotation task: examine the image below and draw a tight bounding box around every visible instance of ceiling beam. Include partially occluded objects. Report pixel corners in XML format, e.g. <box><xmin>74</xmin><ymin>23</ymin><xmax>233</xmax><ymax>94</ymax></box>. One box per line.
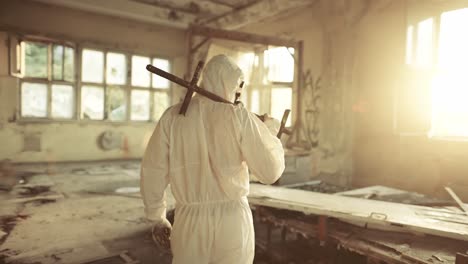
<box><xmin>130</xmin><ymin>0</ymin><xmax>216</xmax><ymax>16</ymax></box>
<box><xmin>206</xmin><ymin>0</ymin><xmax>238</xmax><ymax>9</ymax></box>
<box><xmin>191</xmin><ymin>25</ymin><xmax>297</xmax><ymax>47</ymax></box>
<box><xmin>205</xmin><ymin>0</ymin><xmax>318</xmax><ymax>30</ymax></box>
<box><xmin>32</xmin><ymin>0</ymin><xmax>194</xmax><ymax>28</ymax></box>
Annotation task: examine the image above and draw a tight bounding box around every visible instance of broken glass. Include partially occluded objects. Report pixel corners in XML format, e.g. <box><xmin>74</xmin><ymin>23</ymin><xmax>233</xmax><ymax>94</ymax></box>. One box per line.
<box><xmin>131</xmin><ymin>89</ymin><xmax>150</xmax><ymax>121</ymax></box>
<box><xmin>21</xmin><ymin>82</ymin><xmax>47</xmax><ymax>118</ymax></box>
<box><xmin>132</xmin><ymin>56</ymin><xmax>150</xmax><ymax>87</ymax></box>
<box><xmin>52</xmin><ymin>45</ymin><xmax>64</xmax><ymax>80</ymax></box>
<box><xmin>82</xmin><ymin>49</ymin><xmax>104</xmax><ymax>83</ymax></box>
<box><xmin>153</xmin><ymin>91</ymin><xmax>169</xmax><ymax>121</ymax></box>
<box><xmin>107</xmin><ymin>86</ymin><xmax>126</xmax><ymax>121</ymax></box>
<box><xmin>107</xmin><ymin>52</ymin><xmax>126</xmax><ymax>85</ymax></box>
<box><xmin>64</xmin><ymin>47</ymin><xmax>75</xmax><ymax>82</ymax></box>
<box><xmin>24</xmin><ymin>42</ymin><xmax>48</xmax><ymax>78</ymax></box>
<box><xmin>152</xmin><ymin>58</ymin><xmax>170</xmax><ymax>89</ymax></box>
<box><xmin>81</xmin><ymin>85</ymin><xmax>104</xmax><ymax>120</ymax></box>
<box><xmin>51</xmin><ymin>84</ymin><xmax>74</xmax><ymax>119</ymax></box>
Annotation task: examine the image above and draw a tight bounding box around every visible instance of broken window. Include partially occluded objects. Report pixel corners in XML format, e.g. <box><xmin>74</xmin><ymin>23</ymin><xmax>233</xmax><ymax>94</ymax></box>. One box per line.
<box><xmin>106</xmin><ymin>52</ymin><xmax>127</xmax><ymax>85</ymax></box>
<box><xmin>81</xmin><ymin>49</ymin><xmax>128</xmax><ymax>122</ymax></box>
<box><xmin>131</xmin><ymin>89</ymin><xmax>150</xmax><ymax>121</ymax></box>
<box><xmin>130</xmin><ymin>56</ymin><xmax>172</xmax><ymax>122</ymax></box>
<box><xmin>16</xmin><ymin>38</ymin><xmax>172</xmax><ymax>122</ymax></box>
<box><xmin>81</xmin><ymin>86</ymin><xmax>104</xmax><ymax>120</ymax></box>
<box><xmin>19</xmin><ymin>40</ymin><xmax>76</xmax><ymax>119</ymax></box>
<box><xmin>107</xmin><ymin>86</ymin><xmax>127</xmax><ymax>121</ymax></box>
<box><xmin>51</xmin><ymin>84</ymin><xmax>74</xmax><ymax>119</ymax></box>
<box><xmin>21</xmin><ymin>82</ymin><xmax>48</xmax><ymax>118</ymax></box>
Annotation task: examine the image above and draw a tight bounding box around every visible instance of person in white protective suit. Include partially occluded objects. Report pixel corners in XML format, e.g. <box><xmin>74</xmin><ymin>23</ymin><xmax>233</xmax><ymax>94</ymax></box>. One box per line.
<box><xmin>140</xmin><ymin>54</ymin><xmax>285</xmax><ymax>264</ymax></box>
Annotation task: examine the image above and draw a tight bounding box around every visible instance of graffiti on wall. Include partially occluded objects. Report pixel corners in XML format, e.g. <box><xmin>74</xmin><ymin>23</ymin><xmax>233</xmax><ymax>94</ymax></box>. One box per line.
<box><xmin>302</xmin><ymin>69</ymin><xmax>322</xmax><ymax>148</ymax></box>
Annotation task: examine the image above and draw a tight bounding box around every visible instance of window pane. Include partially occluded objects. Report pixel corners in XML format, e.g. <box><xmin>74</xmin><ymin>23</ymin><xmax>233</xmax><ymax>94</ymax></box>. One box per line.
<box><xmin>82</xmin><ymin>49</ymin><xmax>104</xmax><ymax>83</ymax></box>
<box><xmin>53</xmin><ymin>45</ymin><xmax>64</xmax><ymax>80</ymax></box>
<box><xmin>107</xmin><ymin>52</ymin><xmax>127</xmax><ymax>85</ymax></box>
<box><xmin>250</xmin><ymin>89</ymin><xmax>260</xmax><ymax>114</ymax></box>
<box><xmin>21</xmin><ymin>82</ymin><xmax>47</xmax><ymax>118</ymax></box>
<box><xmin>51</xmin><ymin>84</ymin><xmax>74</xmax><ymax>119</ymax></box>
<box><xmin>81</xmin><ymin>85</ymin><xmax>104</xmax><ymax>120</ymax></box>
<box><xmin>236</xmin><ymin>52</ymin><xmax>255</xmax><ymax>84</ymax></box>
<box><xmin>153</xmin><ymin>92</ymin><xmax>169</xmax><ymax>120</ymax></box>
<box><xmin>431</xmin><ymin>8</ymin><xmax>468</xmax><ymax>137</ymax></box>
<box><xmin>271</xmin><ymin>87</ymin><xmax>292</xmax><ymax>126</ymax></box>
<box><xmin>132</xmin><ymin>56</ymin><xmax>150</xmax><ymax>87</ymax></box>
<box><xmin>107</xmin><ymin>86</ymin><xmax>127</xmax><ymax>121</ymax></box>
<box><xmin>416</xmin><ymin>18</ymin><xmax>433</xmax><ymax>67</ymax></box>
<box><xmin>24</xmin><ymin>42</ymin><xmax>48</xmax><ymax>78</ymax></box>
<box><xmin>64</xmin><ymin>47</ymin><xmax>75</xmax><ymax>82</ymax></box>
<box><xmin>131</xmin><ymin>90</ymin><xmax>150</xmax><ymax>121</ymax></box>
<box><xmin>265</xmin><ymin>47</ymin><xmax>294</xmax><ymax>83</ymax></box>
<box><xmin>406</xmin><ymin>25</ymin><xmax>413</xmax><ymax>65</ymax></box>
<box><xmin>438</xmin><ymin>8</ymin><xmax>468</xmax><ymax>69</ymax></box>
<box><xmin>152</xmin><ymin>58</ymin><xmax>170</xmax><ymax>88</ymax></box>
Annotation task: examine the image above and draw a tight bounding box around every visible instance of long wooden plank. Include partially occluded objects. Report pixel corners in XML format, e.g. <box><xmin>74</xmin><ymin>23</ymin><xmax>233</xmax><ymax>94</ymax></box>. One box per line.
<box><xmin>248</xmin><ymin>184</ymin><xmax>468</xmax><ymax>241</ymax></box>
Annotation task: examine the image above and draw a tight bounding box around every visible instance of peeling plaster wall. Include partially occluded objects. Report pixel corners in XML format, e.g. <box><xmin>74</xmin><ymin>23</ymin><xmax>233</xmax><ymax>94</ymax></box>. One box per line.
<box><xmin>0</xmin><ymin>0</ymin><xmax>187</xmax><ymax>163</ymax></box>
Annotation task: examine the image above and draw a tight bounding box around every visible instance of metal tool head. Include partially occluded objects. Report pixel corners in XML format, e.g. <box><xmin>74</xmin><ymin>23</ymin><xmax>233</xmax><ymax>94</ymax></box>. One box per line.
<box><xmin>277</xmin><ymin>109</ymin><xmax>292</xmax><ymax>138</ymax></box>
<box><xmin>234</xmin><ymin>81</ymin><xmax>245</xmax><ymax>105</ymax></box>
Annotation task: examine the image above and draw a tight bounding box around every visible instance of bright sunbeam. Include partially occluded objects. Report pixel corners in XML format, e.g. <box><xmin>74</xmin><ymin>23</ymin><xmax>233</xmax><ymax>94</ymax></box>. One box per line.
<box><xmin>430</xmin><ymin>8</ymin><xmax>468</xmax><ymax>138</ymax></box>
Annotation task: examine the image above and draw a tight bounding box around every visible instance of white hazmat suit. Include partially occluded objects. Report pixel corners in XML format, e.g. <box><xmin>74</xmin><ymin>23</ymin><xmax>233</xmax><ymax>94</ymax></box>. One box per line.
<box><xmin>141</xmin><ymin>54</ymin><xmax>285</xmax><ymax>264</ymax></box>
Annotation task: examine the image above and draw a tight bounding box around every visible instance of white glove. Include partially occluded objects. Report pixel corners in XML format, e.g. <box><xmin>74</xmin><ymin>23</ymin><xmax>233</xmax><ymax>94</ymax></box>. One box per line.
<box><xmin>152</xmin><ymin>218</ymin><xmax>172</xmax><ymax>254</ymax></box>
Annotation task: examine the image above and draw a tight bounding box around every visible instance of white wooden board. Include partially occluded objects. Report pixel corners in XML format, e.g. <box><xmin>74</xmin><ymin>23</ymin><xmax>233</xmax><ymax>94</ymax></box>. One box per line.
<box><xmin>248</xmin><ymin>184</ymin><xmax>468</xmax><ymax>241</ymax></box>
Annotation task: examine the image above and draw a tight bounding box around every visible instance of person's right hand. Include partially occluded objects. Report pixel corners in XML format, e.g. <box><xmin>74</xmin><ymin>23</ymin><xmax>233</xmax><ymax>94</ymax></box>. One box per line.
<box><xmin>263</xmin><ymin>115</ymin><xmax>281</xmax><ymax>136</ymax></box>
<box><xmin>152</xmin><ymin>218</ymin><xmax>172</xmax><ymax>254</ymax></box>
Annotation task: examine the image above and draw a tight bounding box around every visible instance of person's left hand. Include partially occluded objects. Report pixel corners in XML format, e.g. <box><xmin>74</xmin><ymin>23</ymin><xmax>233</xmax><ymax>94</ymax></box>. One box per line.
<box><xmin>152</xmin><ymin>218</ymin><xmax>172</xmax><ymax>254</ymax></box>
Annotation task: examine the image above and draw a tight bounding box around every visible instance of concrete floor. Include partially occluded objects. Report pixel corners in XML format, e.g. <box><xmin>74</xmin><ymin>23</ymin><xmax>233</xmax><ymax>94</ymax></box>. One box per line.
<box><xmin>0</xmin><ymin>161</ymin><xmax>173</xmax><ymax>264</ymax></box>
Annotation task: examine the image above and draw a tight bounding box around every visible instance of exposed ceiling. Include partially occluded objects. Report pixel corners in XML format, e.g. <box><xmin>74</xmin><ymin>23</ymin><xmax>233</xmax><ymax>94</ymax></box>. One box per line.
<box><xmin>32</xmin><ymin>0</ymin><xmax>318</xmax><ymax>29</ymax></box>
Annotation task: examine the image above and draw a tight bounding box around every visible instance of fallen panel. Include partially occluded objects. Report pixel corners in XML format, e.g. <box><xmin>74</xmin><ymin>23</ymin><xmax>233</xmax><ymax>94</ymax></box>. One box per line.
<box><xmin>248</xmin><ymin>183</ymin><xmax>468</xmax><ymax>241</ymax></box>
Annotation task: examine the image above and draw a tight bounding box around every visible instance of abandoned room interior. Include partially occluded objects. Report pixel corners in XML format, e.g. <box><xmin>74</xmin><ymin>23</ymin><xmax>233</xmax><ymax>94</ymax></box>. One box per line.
<box><xmin>0</xmin><ymin>0</ymin><xmax>468</xmax><ymax>263</ymax></box>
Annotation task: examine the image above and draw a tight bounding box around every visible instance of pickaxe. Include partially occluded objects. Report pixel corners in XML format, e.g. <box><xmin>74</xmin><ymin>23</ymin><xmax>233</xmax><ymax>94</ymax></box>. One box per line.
<box><xmin>146</xmin><ymin>61</ymin><xmax>291</xmax><ymax>139</ymax></box>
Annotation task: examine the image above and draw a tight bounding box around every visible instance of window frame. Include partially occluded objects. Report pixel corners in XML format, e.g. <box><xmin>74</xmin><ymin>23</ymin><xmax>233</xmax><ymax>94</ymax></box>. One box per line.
<box><xmin>243</xmin><ymin>48</ymin><xmax>294</xmax><ymax>127</ymax></box>
<box><xmin>14</xmin><ymin>35</ymin><xmax>173</xmax><ymax>124</ymax></box>
<box><xmin>402</xmin><ymin>3</ymin><xmax>468</xmax><ymax>138</ymax></box>
<box><xmin>129</xmin><ymin>54</ymin><xmax>173</xmax><ymax>122</ymax></box>
<box><xmin>18</xmin><ymin>38</ymin><xmax>78</xmax><ymax>122</ymax></box>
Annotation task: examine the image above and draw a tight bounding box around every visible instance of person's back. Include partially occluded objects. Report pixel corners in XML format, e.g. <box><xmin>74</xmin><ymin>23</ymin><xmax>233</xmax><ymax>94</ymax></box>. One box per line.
<box><xmin>141</xmin><ymin>55</ymin><xmax>285</xmax><ymax>264</ymax></box>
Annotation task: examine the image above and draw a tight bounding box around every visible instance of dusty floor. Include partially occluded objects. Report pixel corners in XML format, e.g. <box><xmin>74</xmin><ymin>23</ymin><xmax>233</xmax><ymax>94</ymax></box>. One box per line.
<box><xmin>0</xmin><ymin>161</ymin><xmax>173</xmax><ymax>264</ymax></box>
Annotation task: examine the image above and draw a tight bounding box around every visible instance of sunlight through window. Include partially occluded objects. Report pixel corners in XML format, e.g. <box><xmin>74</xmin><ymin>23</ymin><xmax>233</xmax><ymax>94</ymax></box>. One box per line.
<box><xmin>430</xmin><ymin>8</ymin><xmax>468</xmax><ymax>138</ymax></box>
